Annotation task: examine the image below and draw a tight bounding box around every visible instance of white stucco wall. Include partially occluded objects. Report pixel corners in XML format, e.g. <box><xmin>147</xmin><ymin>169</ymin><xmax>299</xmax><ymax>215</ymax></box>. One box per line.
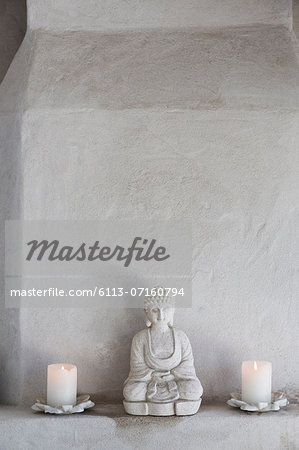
<box><xmin>27</xmin><ymin>0</ymin><xmax>292</xmax><ymax>31</ymax></box>
<box><xmin>0</xmin><ymin>1</ymin><xmax>298</xmax><ymax>405</ymax></box>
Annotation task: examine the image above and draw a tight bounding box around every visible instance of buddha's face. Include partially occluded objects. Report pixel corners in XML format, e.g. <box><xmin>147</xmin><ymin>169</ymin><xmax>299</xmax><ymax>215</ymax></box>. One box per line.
<box><xmin>146</xmin><ymin>306</ymin><xmax>174</xmax><ymax>328</ymax></box>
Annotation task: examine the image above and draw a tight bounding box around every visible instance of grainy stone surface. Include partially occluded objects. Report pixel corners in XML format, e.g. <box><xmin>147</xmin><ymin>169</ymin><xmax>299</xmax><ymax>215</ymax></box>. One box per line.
<box><xmin>22</xmin><ymin>26</ymin><xmax>299</xmax><ymax>110</ymax></box>
<box><xmin>0</xmin><ymin>0</ymin><xmax>298</xmax><ymax>411</ymax></box>
<box><xmin>27</xmin><ymin>0</ymin><xmax>292</xmax><ymax>31</ymax></box>
<box><xmin>0</xmin><ymin>403</ymin><xmax>298</xmax><ymax>449</ymax></box>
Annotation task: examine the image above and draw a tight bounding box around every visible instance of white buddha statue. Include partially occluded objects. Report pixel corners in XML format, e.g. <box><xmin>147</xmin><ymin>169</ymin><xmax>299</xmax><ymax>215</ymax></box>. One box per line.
<box><xmin>123</xmin><ymin>288</ymin><xmax>203</xmax><ymax>416</ymax></box>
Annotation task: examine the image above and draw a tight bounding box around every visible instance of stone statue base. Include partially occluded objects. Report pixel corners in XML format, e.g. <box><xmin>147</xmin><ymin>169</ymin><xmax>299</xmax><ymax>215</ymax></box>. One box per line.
<box><xmin>123</xmin><ymin>399</ymin><xmax>201</xmax><ymax>416</ymax></box>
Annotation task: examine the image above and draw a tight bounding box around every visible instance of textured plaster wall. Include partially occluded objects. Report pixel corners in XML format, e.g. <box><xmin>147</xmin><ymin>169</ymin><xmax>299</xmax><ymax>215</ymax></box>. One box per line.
<box><xmin>0</xmin><ymin>0</ymin><xmax>27</xmax><ymax>404</ymax></box>
<box><xmin>27</xmin><ymin>0</ymin><xmax>292</xmax><ymax>31</ymax></box>
<box><xmin>0</xmin><ymin>1</ymin><xmax>299</xmax><ymax>405</ymax></box>
<box><xmin>1</xmin><ymin>404</ymin><xmax>299</xmax><ymax>450</ymax></box>
<box><xmin>0</xmin><ymin>114</ymin><xmax>21</xmax><ymax>405</ymax></box>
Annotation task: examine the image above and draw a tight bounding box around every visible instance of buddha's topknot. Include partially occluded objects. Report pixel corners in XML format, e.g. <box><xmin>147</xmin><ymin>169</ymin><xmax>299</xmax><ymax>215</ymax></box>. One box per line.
<box><xmin>144</xmin><ymin>287</ymin><xmax>175</xmax><ymax>311</ymax></box>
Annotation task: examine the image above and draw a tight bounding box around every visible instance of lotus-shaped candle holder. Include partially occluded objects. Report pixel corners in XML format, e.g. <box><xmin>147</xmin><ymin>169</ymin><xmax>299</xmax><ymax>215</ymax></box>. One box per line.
<box><xmin>227</xmin><ymin>392</ymin><xmax>288</xmax><ymax>412</ymax></box>
<box><xmin>31</xmin><ymin>394</ymin><xmax>95</xmax><ymax>414</ymax></box>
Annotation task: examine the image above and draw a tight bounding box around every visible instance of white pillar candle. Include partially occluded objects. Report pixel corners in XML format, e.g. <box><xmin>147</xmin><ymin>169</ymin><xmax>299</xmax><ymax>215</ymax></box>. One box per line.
<box><xmin>47</xmin><ymin>364</ymin><xmax>77</xmax><ymax>407</ymax></box>
<box><xmin>242</xmin><ymin>360</ymin><xmax>272</xmax><ymax>403</ymax></box>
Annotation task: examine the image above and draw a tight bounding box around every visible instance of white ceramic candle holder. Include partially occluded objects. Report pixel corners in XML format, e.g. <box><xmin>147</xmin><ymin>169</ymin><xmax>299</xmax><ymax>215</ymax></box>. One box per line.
<box><xmin>31</xmin><ymin>394</ymin><xmax>95</xmax><ymax>414</ymax></box>
<box><xmin>227</xmin><ymin>391</ymin><xmax>288</xmax><ymax>412</ymax></box>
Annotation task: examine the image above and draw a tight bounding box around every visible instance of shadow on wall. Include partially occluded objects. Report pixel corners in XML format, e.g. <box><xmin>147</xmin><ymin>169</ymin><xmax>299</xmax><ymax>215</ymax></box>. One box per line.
<box><xmin>0</xmin><ymin>0</ymin><xmax>27</xmax><ymax>84</ymax></box>
<box><xmin>0</xmin><ymin>109</ymin><xmax>23</xmax><ymax>405</ymax></box>
<box><xmin>294</xmin><ymin>0</ymin><xmax>299</xmax><ymax>38</ymax></box>
<box><xmin>0</xmin><ymin>0</ymin><xmax>26</xmax><ymax>403</ymax></box>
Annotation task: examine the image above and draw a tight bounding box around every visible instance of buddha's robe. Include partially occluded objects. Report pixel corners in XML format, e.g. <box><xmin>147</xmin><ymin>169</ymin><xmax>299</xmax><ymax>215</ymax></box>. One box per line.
<box><xmin>123</xmin><ymin>327</ymin><xmax>203</xmax><ymax>403</ymax></box>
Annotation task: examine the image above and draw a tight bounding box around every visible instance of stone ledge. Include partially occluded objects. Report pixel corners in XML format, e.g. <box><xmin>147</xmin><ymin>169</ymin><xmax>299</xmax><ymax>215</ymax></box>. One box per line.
<box><xmin>0</xmin><ymin>403</ymin><xmax>298</xmax><ymax>449</ymax></box>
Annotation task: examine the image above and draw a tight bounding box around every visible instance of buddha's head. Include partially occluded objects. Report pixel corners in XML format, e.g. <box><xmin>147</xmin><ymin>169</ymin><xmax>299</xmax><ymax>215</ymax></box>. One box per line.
<box><xmin>144</xmin><ymin>287</ymin><xmax>175</xmax><ymax>328</ymax></box>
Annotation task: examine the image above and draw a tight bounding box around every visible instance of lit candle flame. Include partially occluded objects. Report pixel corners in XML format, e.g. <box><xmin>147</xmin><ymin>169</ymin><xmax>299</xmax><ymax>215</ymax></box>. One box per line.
<box><xmin>253</xmin><ymin>361</ymin><xmax>258</xmax><ymax>371</ymax></box>
<box><xmin>61</xmin><ymin>365</ymin><xmax>65</xmax><ymax>371</ymax></box>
